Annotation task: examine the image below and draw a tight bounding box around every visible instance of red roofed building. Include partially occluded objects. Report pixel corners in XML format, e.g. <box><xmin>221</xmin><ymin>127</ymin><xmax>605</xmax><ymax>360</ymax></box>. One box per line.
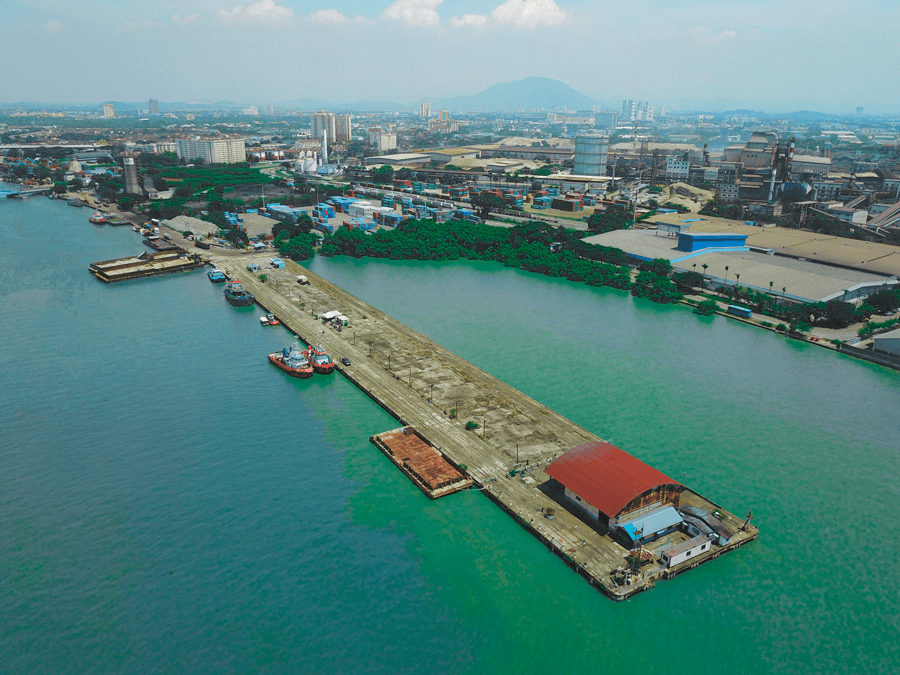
<box><xmin>545</xmin><ymin>442</ymin><xmax>683</xmax><ymax>526</ymax></box>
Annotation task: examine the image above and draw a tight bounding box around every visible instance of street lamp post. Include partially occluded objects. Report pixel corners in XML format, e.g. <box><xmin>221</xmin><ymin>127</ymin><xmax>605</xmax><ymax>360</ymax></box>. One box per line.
<box><xmin>430</xmin><ymin>383</ymin><xmax>433</xmax><ymax>402</ymax></box>
<box><xmin>368</xmin><ymin>341</ymin><xmax>371</xmax><ymax>357</ymax></box>
<box><xmin>388</xmin><ymin>354</ymin><xmax>391</xmax><ymax>371</ymax></box>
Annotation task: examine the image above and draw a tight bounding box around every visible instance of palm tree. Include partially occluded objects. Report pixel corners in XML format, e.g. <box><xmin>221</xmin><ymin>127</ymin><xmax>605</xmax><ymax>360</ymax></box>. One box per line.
<box><xmin>735</xmin><ymin>273</ymin><xmax>740</xmax><ymax>296</ymax></box>
<box><xmin>782</xmin><ymin>286</ymin><xmax>787</xmax><ymax>304</ymax></box>
<box><xmin>702</xmin><ymin>263</ymin><xmax>709</xmax><ymax>279</ymax></box>
<box><xmin>723</xmin><ymin>266</ymin><xmax>729</xmax><ymax>295</ymax></box>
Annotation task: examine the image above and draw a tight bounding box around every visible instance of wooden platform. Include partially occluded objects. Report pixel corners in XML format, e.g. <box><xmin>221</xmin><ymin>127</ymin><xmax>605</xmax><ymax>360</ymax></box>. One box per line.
<box><xmin>89</xmin><ymin>250</ymin><xmax>206</xmax><ymax>283</ymax></box>
<box><xmin>371</xmin><ymin>427</ymin><xmax>473</xmax><ymax>498</ymax></box>
<box><xmin>212</xmin><ymin>253</ymin><xmax>759</xmax><ymax>600</ymax></box>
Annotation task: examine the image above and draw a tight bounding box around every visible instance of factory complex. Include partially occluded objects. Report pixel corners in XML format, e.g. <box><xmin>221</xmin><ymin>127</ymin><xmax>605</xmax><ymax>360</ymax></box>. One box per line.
<box><xmin>584</xmin><ymin>215</ymin><xmax>900</xmax><ymax>304</ymax></box>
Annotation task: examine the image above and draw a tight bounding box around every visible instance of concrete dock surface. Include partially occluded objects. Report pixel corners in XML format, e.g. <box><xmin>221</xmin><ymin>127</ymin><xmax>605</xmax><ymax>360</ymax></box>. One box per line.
<box><xmin>211</xmin><ymin>253</ymin><xmax>758</xmax><ymax>599</ymax></box>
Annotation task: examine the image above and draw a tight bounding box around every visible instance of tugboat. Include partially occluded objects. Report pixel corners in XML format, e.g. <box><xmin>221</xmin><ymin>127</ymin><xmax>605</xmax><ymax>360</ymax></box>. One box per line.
<box><xmin>223</xmin><ymin>279</ymin><xmax>254</xmax><ymax>307</ymax></box>
<box><xmin>89</xmin><ymin>212</ymin><xmax>106</xmax><ymax>224</ymax></box>
<box><xmin>268</xmin><ymin>343</ymin><xmax>314</xmax><ymax>379</ymax></box>
<box><xmin>303</xmin><ymin>343</ymin><xmax>335</xmax><ymax>374</ymax></box>
<box><xmin>207</xmin><ymin>268</ymin><xmax>226</xmax><ymax>283</ymax></box>
<box><xmin>265</xmin><ymin>313</ymin><xmax>280</xmax><ymax>326</ymax></box>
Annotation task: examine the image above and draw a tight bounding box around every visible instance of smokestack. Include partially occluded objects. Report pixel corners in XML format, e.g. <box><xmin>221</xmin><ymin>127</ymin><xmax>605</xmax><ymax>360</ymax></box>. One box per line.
<box><xmin>322</xmin><ymin>129</ymin><xmax>328</xmax><ymax>165</ymax></box>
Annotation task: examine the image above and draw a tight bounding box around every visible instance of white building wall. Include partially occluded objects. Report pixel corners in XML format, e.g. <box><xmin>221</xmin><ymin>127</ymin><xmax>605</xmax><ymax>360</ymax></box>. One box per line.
<box><xmin>564</xmin><ymin>487</ymin><xmax>600</xmax><ymax>519</ymax></box>
<box><xmin>661</xmin><ymin>537</ymin><xmax>711</xmax><ymax>568</ymax></box>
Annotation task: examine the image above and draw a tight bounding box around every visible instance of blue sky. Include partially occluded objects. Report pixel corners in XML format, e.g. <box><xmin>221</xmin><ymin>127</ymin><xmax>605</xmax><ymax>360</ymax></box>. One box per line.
<box><xmin>1</xmin><ymin>0</ymin><xmax>897</xmax><ymax>113</ymax></box>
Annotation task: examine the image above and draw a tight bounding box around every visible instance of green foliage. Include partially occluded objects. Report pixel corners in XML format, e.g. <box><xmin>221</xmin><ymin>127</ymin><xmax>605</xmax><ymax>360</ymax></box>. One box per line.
<box><xmin>776</xmin><ymin>323</ymin><xmax>788</xmax><ymax>332</ymax></box>
<box><xmin>867</xmin><ymin>289</ymin><xmax>900</xmax><ymax>314</ymax></box>
<box><xmin>317</xmin><ymin>218</ymin><xmax>633</xmax><ymax>294</ymax></box>
<box><xmin>587</xmin><ymin>209</ymin><xmax>630</xmax><ymax>234</ymax></box>
<box><xmin>471</xmin><ymin>194</ymin><xmax>506</xmax><ymax>219</ymax></box>
<box><xmin>117</xmin><ymin>196</ymin><xmax>135</xmax><ymax>211</ymax></box>
<box><xmin>672</xmin><ymin>271</ymin><xmax>706</xmax><ymax>289</ymax></box>
<box><xmin>699</xmin><ymin>199</ymin><xmax>744</xmax><ymax>220</ymax></box>
<box><xmin>641</xmin><ymin>258</ymin><xmax>672</xmax><ymax>277</ymax></box>
<box><xmin>533</xmin><ymin>165</ymin><xmax>554</xmax><ymax>176</ymax></box>
<box><xmin>258</xmin><ymin>274</ymin><xmax>268</xmax><ymax>282</ymax></box>
<box><xmin>858</xmin><ymin>317</ymin><xmax>900</xmax><ymax>337</ymax></box>
<box><xmin>277</xmin><ymin>232</ymin><xmax>319</xmax><ymax>261</ymax></box>
<box><xmin>272</xmin><ymin>214</ymin><xmax>313</xmax><ymax>241</ymax></box>
<box><xmin>157</xmin><ymin>164</ymin><xmax>269</xmax><ymax>200</ymax></box>
<box><xmin>631</xmin><ymin>271</ymin><xmax>684</xmax><ymax>304</ymax></box>
<box><xmin>465</xmin><ymin>421</ymin><xmax>479</xmax><ymax>430</ymax></box>
<box><xmin>693</xmin><ymin>299</ymin><xmax>718</xmax><ymax>315</ymax></box>
<box><xmin>223</xmin><ymin>229</ymin><xmax>249</xmax><ymax>247</ymax></box>
<box><xmin>789</xmin><ymin>320</ymin><xmax>811</xmax><ymax>334</ymax></box>
<box><xmin>371</xmin><ymin>165</ymin><xmax>394</xmax><ymax>184</ymax></box>
<box><xmin>823</xmin><ymin>300</ymin><xmax>856</xmax><ymax>328</ymax></box>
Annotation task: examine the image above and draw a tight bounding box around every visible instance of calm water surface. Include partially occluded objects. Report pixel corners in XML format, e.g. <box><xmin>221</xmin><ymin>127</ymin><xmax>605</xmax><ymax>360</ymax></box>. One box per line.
<box><xmin>1</xmin><ymin>198</ymin><xmax>897</xmax><ymax>674</ymax></box>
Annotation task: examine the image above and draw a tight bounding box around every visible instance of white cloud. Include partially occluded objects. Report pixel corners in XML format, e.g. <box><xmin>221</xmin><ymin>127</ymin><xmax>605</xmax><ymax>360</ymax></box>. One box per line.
<box><xmin>382</xmin><ymin>0</ymin><xmax>443</xmax><ymax>28</ymax></box>
<box><xmin>308</xmin><ymin>9</ymin><xmax>348</xmax><ymax>25</ymax></box>
<box><xmin>171</xmin><ymin>13</ymin><xmax>199</xmax><ymax>25</ymax></box>
<box><xmin>450</xmin><ymin>13</ymin><xmax>488</xmax><ymax>30</ymax></box>
<box><xmin>217</xmin><ymin>0</ymin><xmax>293</xmax><ymax>25</ymax></box>
<box><xmin>690</xmin><ymin>26</ymin><xmax>738</xmax><ymax>41</ymax></box>
<box><xmin>491</xmin><ymin>0</ymin><xmax>568</xmax><ymax>29</ymax></box>
<box><xmin>45</xmin><ymin>20</ymin><xmax>64</xmax><ymax>34</ymax></box>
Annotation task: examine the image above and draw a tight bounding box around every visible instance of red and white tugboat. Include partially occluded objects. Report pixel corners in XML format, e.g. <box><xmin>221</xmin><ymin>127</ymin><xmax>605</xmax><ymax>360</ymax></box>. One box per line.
<box><xmin>268</xmin><ymin>343</ymin><xmax>314</xmax><ymax>379</ymax></box>
<box><xmin>303</xmin><ymin>343</ymin><xmax>335</xmax><ymax>374</ymax></box>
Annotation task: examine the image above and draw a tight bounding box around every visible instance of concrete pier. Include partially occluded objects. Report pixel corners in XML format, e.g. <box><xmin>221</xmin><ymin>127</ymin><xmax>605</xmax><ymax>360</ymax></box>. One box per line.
<box><xmin>212</xmin><ymin>254</ymin><xmax>758</xmax><ymax>600</ymax></box>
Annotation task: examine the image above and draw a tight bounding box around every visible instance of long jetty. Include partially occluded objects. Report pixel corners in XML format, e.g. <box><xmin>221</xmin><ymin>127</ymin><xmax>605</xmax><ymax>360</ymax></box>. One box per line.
<box><xmin>212</xmin><ymin>254</ymin><xmax>758</xmax><ymax>600</ymax></box>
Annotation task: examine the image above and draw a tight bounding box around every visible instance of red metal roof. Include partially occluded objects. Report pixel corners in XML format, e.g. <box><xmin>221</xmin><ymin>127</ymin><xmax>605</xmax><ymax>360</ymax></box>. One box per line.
<box><xmin>545</xmin><ymin>442</ymin><xmax>681</xmax><ymax>518</ymax></box>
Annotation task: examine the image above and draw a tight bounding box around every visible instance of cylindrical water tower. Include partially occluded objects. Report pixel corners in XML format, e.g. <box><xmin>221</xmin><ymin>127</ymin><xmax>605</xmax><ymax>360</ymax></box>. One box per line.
<box><xmin>574</xmin><ymin>133</ymin><xmax>609</xmax><ymax>176</ymax></box>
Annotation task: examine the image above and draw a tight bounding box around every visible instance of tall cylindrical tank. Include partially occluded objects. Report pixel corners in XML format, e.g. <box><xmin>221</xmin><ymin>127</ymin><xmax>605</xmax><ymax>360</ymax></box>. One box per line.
<box><xmin>574</xmin><ymin>133</ymin><xmax>609</xmax><ymax>176</ymax></box>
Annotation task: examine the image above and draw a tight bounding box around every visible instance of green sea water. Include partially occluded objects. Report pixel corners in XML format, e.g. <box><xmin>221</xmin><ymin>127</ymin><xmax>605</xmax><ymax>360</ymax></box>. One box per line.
<box><xmin>1</xmin><ymin>197</ymin><xmax>898</xmax><ymax>674</ymax></box>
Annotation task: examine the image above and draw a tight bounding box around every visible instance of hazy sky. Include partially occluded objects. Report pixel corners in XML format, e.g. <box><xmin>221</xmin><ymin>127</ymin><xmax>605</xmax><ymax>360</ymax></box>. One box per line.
<box><xmin>2</xmin><ymin>0</ymin><xmax>897</xmax><ymax>113</ymax></box>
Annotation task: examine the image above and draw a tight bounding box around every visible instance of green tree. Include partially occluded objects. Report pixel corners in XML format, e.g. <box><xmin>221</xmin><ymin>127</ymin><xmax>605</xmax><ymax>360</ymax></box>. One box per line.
<box><xmin>471</xmin><ymin>194</ymin><xmax>506</xmax><ymax>220</ymax></box>
<box><xmin>587</xmin><ymin>209</ymin><xmax>630</xmax><ymax>234</ymax></box>
<box><xmin>672</xmin><ymin>271</ymin><xmax>706</xmax><ymax>289</ymax></box>
<box><xmin>823</xmin><ymin>300</ymin><xmax>856</xmax><ymax>328</ymax></box>
<box><xmin>371</xmin><ymin>165</ymin><xmax>394</xmax><ymax>184</ymax></box>
<box><xmin>631</xmin><ymin>271</ymin><xmax>683</xmax><ymax>304</ymax></box>
<box><xmin>224</xmin><ymin>229</ymin><xmax>249</xmax><ymax>247</ymax></box>
<box><xmin>693</xmin><ymin>299</ymin><xmax>718</xmax><ymax>315</ymax></box>
<box><xmin>641</xmin><ymin>258</ymin><xmax>672</xmax><ymax>277</ymax></box>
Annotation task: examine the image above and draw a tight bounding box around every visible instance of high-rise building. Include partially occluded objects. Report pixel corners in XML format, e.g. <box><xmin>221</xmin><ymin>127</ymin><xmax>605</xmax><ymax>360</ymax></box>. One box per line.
<box><xmin>621</xmin><ymin>100</ymin><xmax>635</xmax><ymax>121</ymax></box>
<box><xmin>123</xmin><ymin>154</ymin><xmax>142</xmax><ymax>195</ymax></box>
<box><xmin>573</xmin><ymin>133</ymin><xmax>609</xmax><ymax>176</ymax></box>
<box><xmin>149</xmin><ymin>99</ymin><xmax>160</xmax><ymax>115</ymax></box>
<box><xmin>594</xmin><ymin>111</ymin><xmax>618</xmax><ymax>129</ymax></box>
<box><xmin>102</xmin><ymin>103</ymin><xmax>115</xmax><ymax>119</ymax></box>
<box><xmin>175</xmin><ymin>137</ymin><xmax>246</xmax><ymax>164</ymax></box>
<box><xmin>264</xmin><ymin>104</ymin><xmax>274</xmax><ymax>115</ymax></box>
<box><xmin>438</xmin><ymin>109</ymin><xmax>450</xmax><ymax>122</ymax></box>
<box><xmin>856</xmin><ymin>106</ymin><xmax>864</xmax><ymax>116</ymax></box>
<box><xmin>334</xmin><ymin>113</ymin><xmax>352</xmax><ymax>142</ymax></box>
<box><xmin>419</xmin><ymin>101</ymin><xmax>431</xmax><ymax>118</ymax></box>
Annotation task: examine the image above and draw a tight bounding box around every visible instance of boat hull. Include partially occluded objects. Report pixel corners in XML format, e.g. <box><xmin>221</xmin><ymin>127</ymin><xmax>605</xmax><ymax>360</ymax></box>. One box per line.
<box><xmin>310</xmin><ymin>363</ymin><xmax>335</xmax><ymax>374</ymax></box>
<box><xmin>268</xmin><ymin>353</ymin><xmax>314</xmax><ymax>379</ymax></box>
<box><xmin>225</xmin><ymin>294</ymin><xmax>254</xmax><ymax>307</ymax></box>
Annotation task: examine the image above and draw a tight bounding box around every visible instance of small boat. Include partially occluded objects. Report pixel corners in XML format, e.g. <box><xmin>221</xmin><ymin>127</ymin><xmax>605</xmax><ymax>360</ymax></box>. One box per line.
<box><xmin>259</xmin><ymin>315</ymin><xmax>269</xmax><ymax>326</ymax></box>
<box><xmin>223</xmin><ymin>279</ymin><xmax>254</xmax><ymax>307</ymax></box>
<box><xmin>89</xmin><ymin>212</ymin><xmax>106</xmax><ymax>224</ymax></box>
<box><xmin>303</xmin><ymin>343</ymin><xmax>335</xmax><ymax>374</ymax></box>
<box><xmin>265</xmin><ymin>313</ymin><xmax>280</xmax><ymax>326</ymax></box>
<box><xmin>207</xmin><ymin>268</ymin><xmax>226</xmax><ymax>283</ymax></box>
<box><xmin>268</xmin><ymin>343</ymin><xmax>314</xmax><ymax>379</ymax></box>
<box><xmin>67</xmin><ymin>198</ymin><xmax>84</xmax><ymax>207</ymax></box>
<box><xmin>132</xmin><ymin>224</ymin><xmax>142</xmax><ymax>232</ymax></box>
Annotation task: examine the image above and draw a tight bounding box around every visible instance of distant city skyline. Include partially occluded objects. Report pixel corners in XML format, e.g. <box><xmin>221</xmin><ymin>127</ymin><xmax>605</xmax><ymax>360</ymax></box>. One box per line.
<box><xmin>1</xmin><ymin>0</ymin><xmax>897</xmax><ymax>114</ymax></box>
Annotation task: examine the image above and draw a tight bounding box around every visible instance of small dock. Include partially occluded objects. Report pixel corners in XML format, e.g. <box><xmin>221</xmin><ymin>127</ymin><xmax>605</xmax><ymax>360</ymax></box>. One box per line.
<box><xmin>212</xmin><ymin>254</ymin><xmax>758</xmax><ymax>600</ymax></box>
<box><xmin>89</xmin><ymin>250</ymin><xmax>205</xmax><ymax>283</ymax></box>
<box><xmin>371</xmin><ymin>427</ymin><xmax>473</xmax><ymax>499</ymax></box>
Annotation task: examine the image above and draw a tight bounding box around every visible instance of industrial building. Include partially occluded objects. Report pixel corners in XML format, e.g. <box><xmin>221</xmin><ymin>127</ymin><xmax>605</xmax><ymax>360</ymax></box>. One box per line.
<box><xmin>872</xmin><ymin>328</ymin><xmax>900</xmax><ymax>357</ymax></box>
<box><xmin>546</xmin><ymin>442</ymin><xmax>685</xmax><ymax>545</ymax></box>
<box><xmin>175</xmin><ymin>137</ymin><xmax>246</xmax><ymax>165</ymax></box>
<box><xmin>583</xmin><ymin>215</ymin><xmax>900</xmax><ymax>304</ymax></box>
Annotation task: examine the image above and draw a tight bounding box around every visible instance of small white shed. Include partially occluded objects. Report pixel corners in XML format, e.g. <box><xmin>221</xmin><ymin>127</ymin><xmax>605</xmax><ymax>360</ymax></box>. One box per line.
<box><xmin>660</xmin><ymin>536</ymin><xmax>712</xmax><ymax>568</ymax></box>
